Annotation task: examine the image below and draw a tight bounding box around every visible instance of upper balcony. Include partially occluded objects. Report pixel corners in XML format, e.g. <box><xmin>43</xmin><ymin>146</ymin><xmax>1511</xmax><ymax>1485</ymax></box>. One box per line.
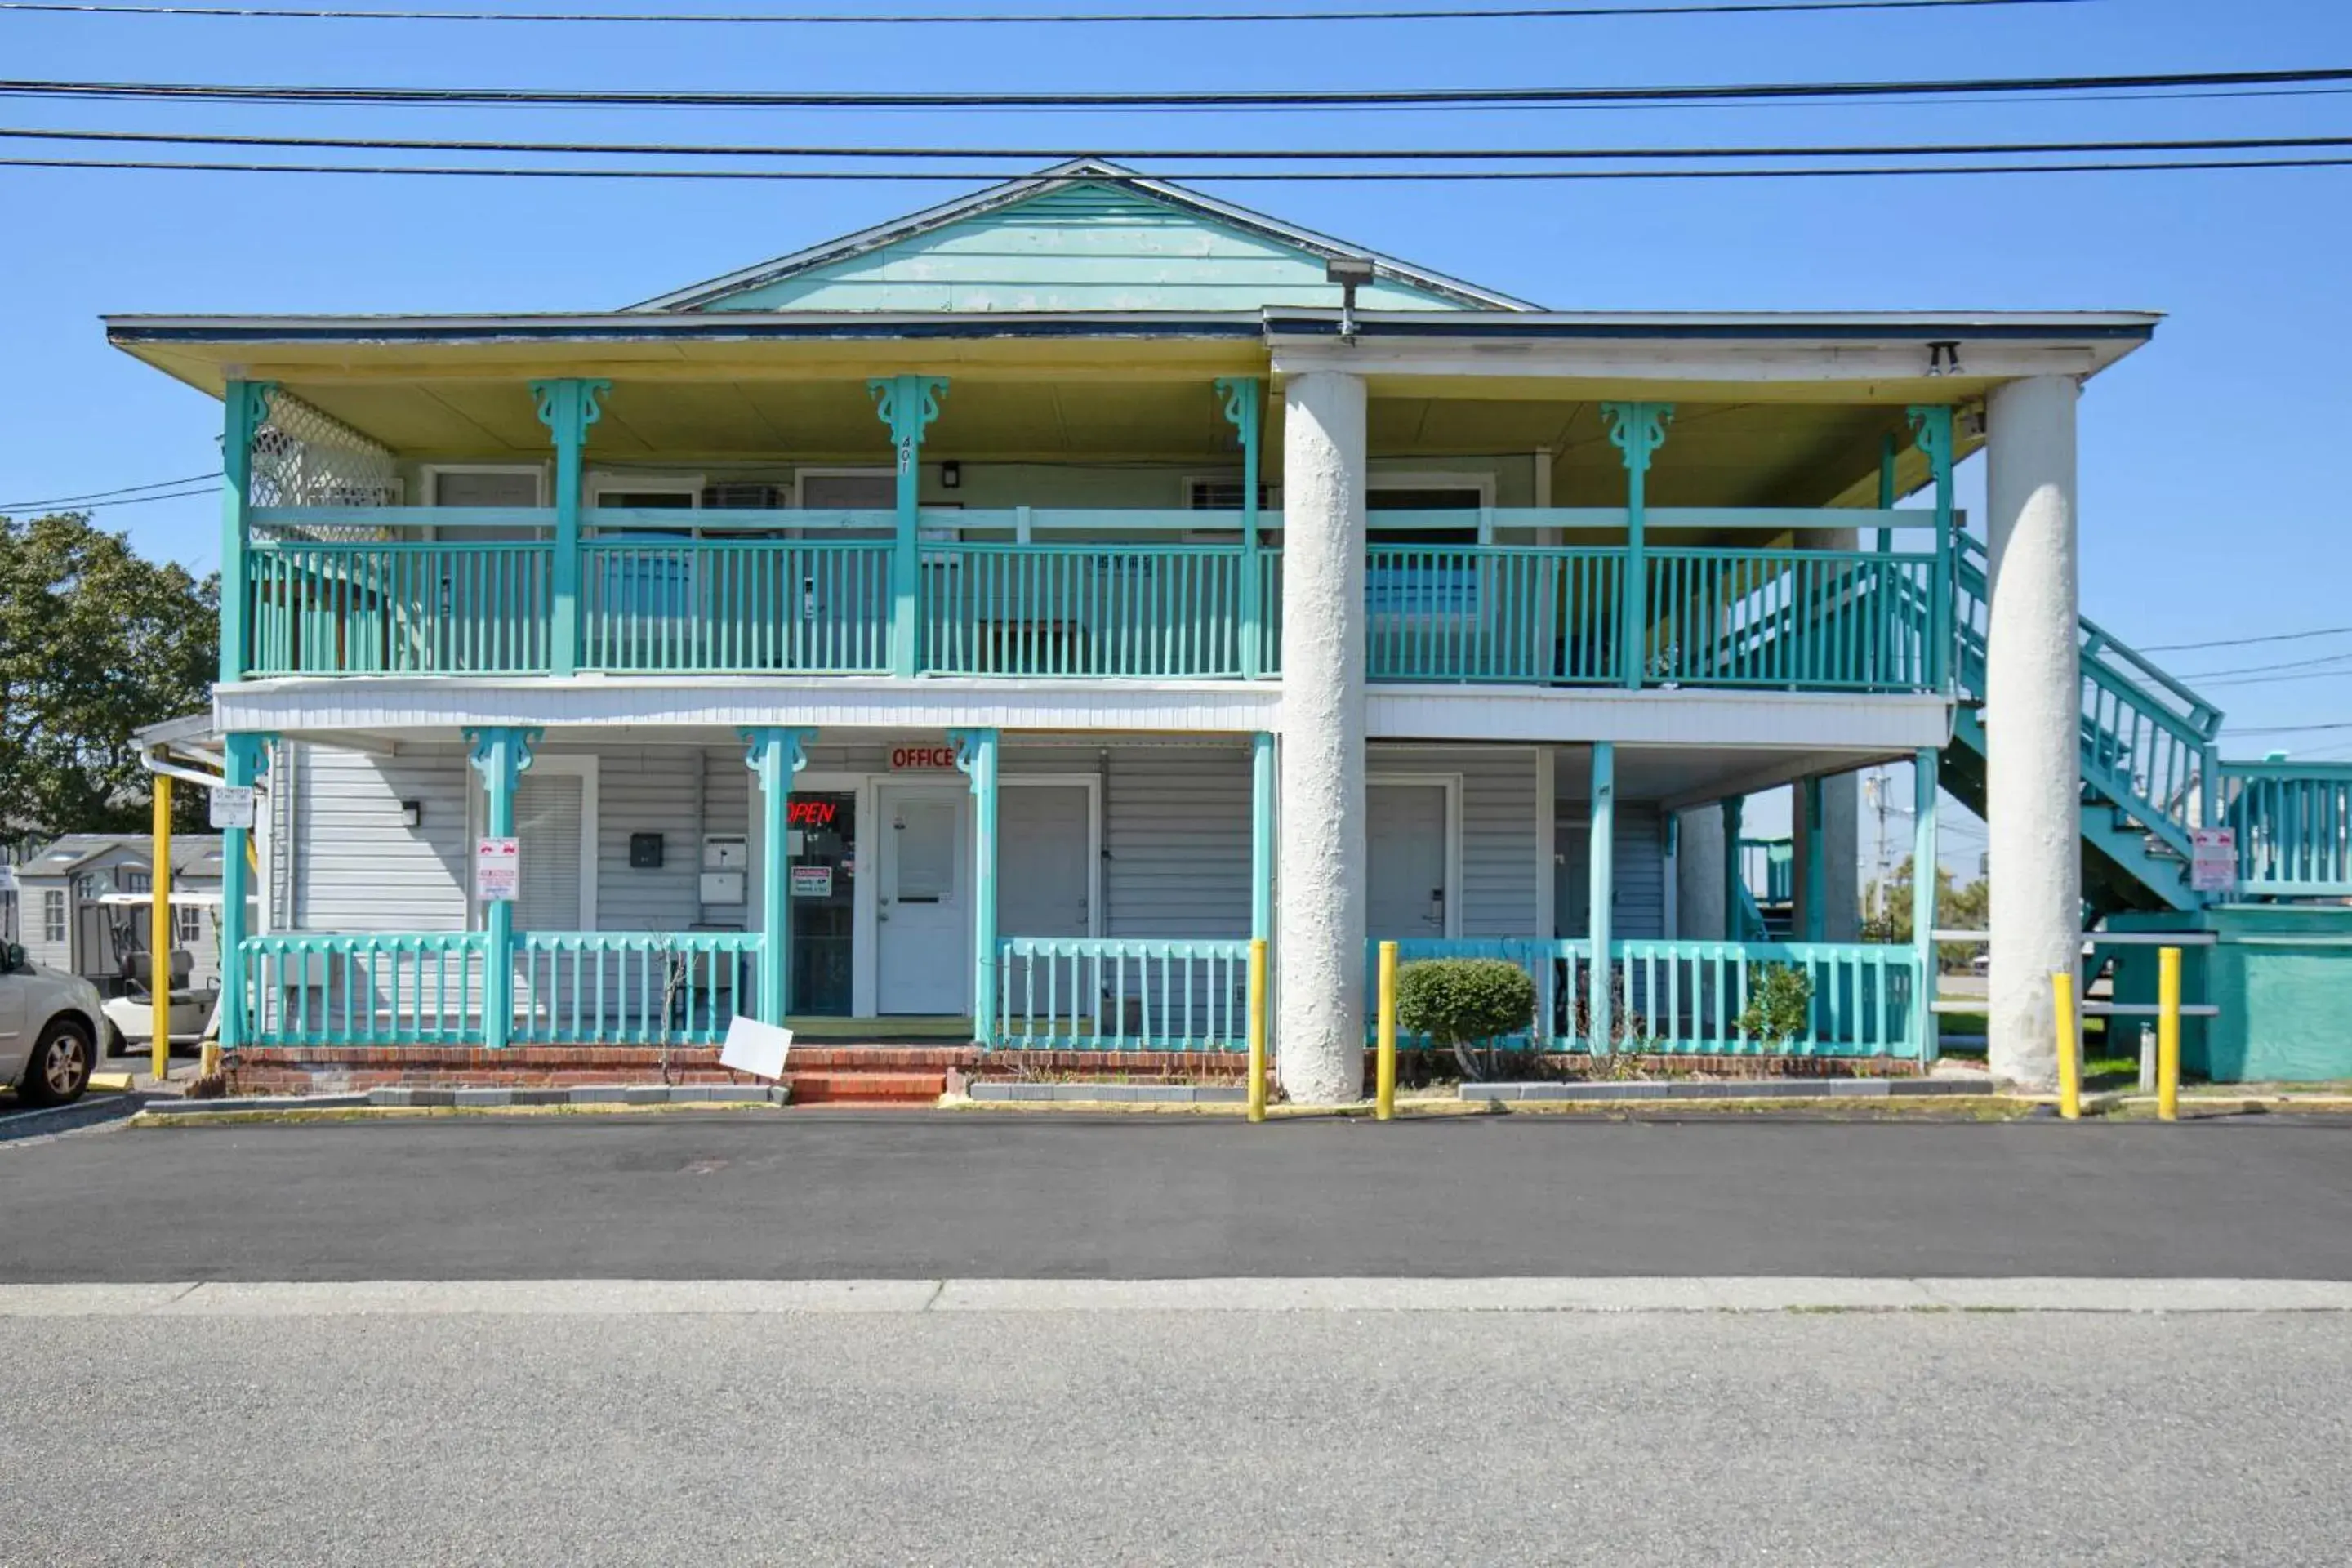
<box><xmin>207</xmin><ymin>372</ymin><xmax>1964</xmax><ymax>700</ymax></box>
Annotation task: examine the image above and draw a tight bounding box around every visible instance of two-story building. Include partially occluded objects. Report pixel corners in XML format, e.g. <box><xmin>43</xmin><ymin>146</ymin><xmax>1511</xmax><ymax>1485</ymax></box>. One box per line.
<box><xmin>105</xmin><ymin>159</ymin><xmax>2352</xmax><ymax>1098</ymax></box>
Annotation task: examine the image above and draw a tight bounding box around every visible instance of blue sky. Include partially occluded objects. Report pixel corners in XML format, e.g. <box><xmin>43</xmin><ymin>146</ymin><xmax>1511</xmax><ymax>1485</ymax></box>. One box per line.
<box><xmin>3</xmin><ymin>0</ymin><xmax>2349</xmax><ymax>770</ymax></box>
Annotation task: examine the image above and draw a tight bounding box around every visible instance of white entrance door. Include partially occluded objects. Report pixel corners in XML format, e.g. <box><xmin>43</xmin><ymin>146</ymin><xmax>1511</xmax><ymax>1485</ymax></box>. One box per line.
<box><xmin>996</xmin><ymin>785</ymin><xmax>1092</xmax><ymax>938</ymax></box>
<box><xmin>876</xmin><ymin>784</ymin><xmax>970</xmax><ymax>1014</ymax></box>
<box><xmin>1368</xmin><ymin>782</ymin><xmax>1450</xmax><ymax>939</ymax></box>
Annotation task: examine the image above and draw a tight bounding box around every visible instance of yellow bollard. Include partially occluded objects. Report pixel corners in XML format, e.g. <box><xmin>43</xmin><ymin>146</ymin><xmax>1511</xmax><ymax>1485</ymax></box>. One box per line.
<box><xmin>2051</xmin><ymin>970</ymin><xmax>2081</xmax><ymax>1120</ymax></box>
<box><xmin>1247</xmin><ymin>938</ymin><xmax>1268</xmax><ymax>1124</ymax></box>
<box><xmin>2158</xmin><ymin>945</ymin><xmax>2182</xmax><ymax>1122</ymax></box>
<box><xmin>149</xmin><ymin>773</ymin><xmax>172</xmax><ymax>1084</ymax></box>
<box><xmin>1375</xmin><ymin>940</ymin><xmax>1399</xmax><ymax>1121</ymax></box>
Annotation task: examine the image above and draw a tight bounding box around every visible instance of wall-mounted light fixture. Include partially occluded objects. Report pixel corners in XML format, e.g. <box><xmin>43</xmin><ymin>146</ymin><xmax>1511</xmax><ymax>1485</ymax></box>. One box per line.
<box><xmin>399</xmin><ymin>800</ymin><xmax>423</xmax><ymax>828</ymax></box>
<box><xmin>940</xmin><ymin>460</ymin><xmax>961</xmax><ymax>490</ymax></box>
<box><xmin>1325</xmin><ymin>255</ymin><xmax>1376</xmax><ymax>344</ymax></box>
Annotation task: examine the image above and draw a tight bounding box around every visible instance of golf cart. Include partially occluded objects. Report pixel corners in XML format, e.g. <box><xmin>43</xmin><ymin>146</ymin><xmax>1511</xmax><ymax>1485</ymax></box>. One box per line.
<box><xmin>94</xmin><ymin>890</ymin><xmax>225</xmax><ymax>1054</ymax></box>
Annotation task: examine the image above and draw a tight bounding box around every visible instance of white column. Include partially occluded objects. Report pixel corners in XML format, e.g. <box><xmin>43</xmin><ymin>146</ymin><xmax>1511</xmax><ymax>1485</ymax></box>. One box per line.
<box><xmin>1674</xmin><ymin>804</ymin><xmax>1728</xmax><ymax>941</ymax></box>
<box><xmin>1276</xmin><ymin>369</ymin><xmax>1369</xmax><ymax>1104</ymax></box>
<box><xmin>1985</xmin><ymin>374</ymin><xmax>2082</xmax><ymax>1089</ymax></box>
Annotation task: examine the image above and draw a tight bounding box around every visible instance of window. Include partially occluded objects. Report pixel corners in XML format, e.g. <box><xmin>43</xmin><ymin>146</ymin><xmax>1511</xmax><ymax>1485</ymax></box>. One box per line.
<box><xmin>475</xmin><ymin>756</ymin><xmax>598</xmax><ymax>935</ymax></box>
<box><xmin>118</xmin><ymin>866</ymin><xmax>150</xmax><ymax>895</ymax></box>
<box><xmin>425</xmin><ymin>467</ymin><xmax>544</xmax><ymax>508</ymax></box>
<box><xmin>41</xmin><ymin>889</ymin><xmax>65</xmax><ymax>944</ymax></box>
<box><xmin>1183</xmin><ymin>478</ymin><xmax>1281</xmax><ymax>546</ymax></box>
<box><xmin>175</xmin><ymin>906</ymin><xmax>206</xmax><ymax>946</ymax></box>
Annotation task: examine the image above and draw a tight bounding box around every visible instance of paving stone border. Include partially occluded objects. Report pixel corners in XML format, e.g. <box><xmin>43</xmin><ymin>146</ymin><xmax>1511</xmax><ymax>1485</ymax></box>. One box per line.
<box><xmin>1461</xmin><ymin>1076</ymin><xmax>1994</xmax><ymax>1102</ymax></box>
<box><xmin>140</xmin><ymin>1085</ymin><xmax>790</xmax><ymax>1117</ymax></box>
<box><xmin>967</xmin><ymin>1082</ymin><xmax>1248</xmax><ymax>1104</ymax></box>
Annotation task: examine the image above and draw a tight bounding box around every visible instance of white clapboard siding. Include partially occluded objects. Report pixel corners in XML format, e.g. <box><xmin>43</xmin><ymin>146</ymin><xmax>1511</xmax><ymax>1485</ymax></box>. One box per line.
<box><xmin>1371</xmin><ymin>745</ymin><xmax>1542</xmax><ymax>938</ymax></box>
<box><xmin>292</xmin><ymin>742</ymin><xmax>470</xmax><ymax>932</ymax></box>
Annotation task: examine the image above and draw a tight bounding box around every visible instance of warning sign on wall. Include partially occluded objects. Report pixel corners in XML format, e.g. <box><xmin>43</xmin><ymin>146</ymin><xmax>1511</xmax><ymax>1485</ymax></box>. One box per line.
<box><xmin>475</xmin><ymin>836</ymin><xmax>520</xmax><ymax>902</ymax></box>
<box><xmin>2189</xmin><ymin>828</ymin><xmax>2238</xmax><ymax>894</ymax></box>
<box><xmin>790</xmin><ymin>865</ymin><xmax>835</xmax><ymax>898</ymax></box>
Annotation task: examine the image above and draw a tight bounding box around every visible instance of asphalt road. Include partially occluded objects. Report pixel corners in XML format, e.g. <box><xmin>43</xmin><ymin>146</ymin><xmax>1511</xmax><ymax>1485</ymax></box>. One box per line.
<box><xmin>4</xmin><ymin>1307</ymin><xmax>2345</xmax><ymax>1566</ymax></box>
<box><xmin>9</xmin><ymin>1113</ymin><xmax>2352</xmax><ymax>1281</ymax></box>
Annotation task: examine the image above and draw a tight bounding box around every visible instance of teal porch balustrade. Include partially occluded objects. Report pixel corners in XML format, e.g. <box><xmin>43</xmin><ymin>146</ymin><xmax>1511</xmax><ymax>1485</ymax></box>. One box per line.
<box><xmin>2221</xmin><ymin>762</ymin><xmax>2352</xmax><ymax>898</ymax></box>
<box><xmin>510</xmin><ymin>931</ymin><xmax>761</xmax><ymax>1046</ymax></box>
<box><xmin>241</xmin><ymin>932</ymin><xmax>493</xmax><ymax>1047</ymax></box>
<box><xmin>994</xmin><ymin>937</ymin><xmax>1254</xmax><ymax>1051</ymax></box>
<box><xmin>236</xmin><ymin>504</ymin><xmax>1948</xmax><ymax>693</ymax></box>
<box><xmin>1367</xmin><ymin>937</ymin><xmax>1927</xmax><ymax>1058</ymax></box>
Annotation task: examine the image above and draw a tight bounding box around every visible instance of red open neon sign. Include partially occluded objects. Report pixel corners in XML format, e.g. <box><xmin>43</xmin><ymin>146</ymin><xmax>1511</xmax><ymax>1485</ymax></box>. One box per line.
<box><xmin>786</xmin><ymin>800</ymin><xmax>839</xmax><ymax>827</ymax></box>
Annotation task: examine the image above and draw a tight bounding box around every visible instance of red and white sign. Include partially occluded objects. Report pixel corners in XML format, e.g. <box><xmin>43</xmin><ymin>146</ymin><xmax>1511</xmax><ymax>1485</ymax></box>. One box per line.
<box><xmin>475</xmin><ymin>835</ymin><xmax>520</xmax><ymax>902</ymax></box>
<box><xmin>2189</xmin><ymin>827</ymin><xmax>2238</xmax><ymax>894</ymax></box>
<box><xmin>889</xmin><ymin>744</ymin><xmax>960</xmax><ymax>772</ymax></box>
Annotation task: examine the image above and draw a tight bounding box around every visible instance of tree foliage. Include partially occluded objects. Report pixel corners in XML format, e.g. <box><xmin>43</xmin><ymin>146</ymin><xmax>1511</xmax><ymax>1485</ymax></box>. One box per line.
<box><xmin>1862</xmin><ymin>855</ymin><xmax>1990</xmax><ymax>973</ymax></box>
<box><xmin>0</xmin><ymin>512</ymin><xmax>219</xmax><ymax>840</ymax></box>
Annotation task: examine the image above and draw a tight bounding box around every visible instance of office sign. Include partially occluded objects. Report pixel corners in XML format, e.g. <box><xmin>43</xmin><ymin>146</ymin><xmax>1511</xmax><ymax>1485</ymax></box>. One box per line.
<box><xmin>889</xmin><ymin>745</ymin><xmax>960</xmax><ymax>772</ymax></box>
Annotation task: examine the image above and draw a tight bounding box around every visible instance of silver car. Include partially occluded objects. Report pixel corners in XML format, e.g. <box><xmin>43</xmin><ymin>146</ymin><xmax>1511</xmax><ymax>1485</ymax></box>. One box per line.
<box><xmin>1</xmin><ymin>942</ymin><xmax>107</xmax><ymax>1107</ymax></box>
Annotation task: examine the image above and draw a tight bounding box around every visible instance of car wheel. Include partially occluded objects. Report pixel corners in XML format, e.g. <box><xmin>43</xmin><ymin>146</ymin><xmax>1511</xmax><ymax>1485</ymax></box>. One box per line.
<box><xmin>19</xmin><ymin>1019</ymin><xmax>93</xmax><ymax>1107</ymax></box>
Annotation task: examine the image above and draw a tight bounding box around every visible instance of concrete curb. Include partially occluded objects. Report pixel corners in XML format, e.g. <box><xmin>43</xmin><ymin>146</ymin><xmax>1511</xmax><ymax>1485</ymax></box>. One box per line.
<box><xmin>139</xmin><ymin>1084</ymin><xmax>791</xmax><ymax>1118</ymax></box>
<box><xmin>968</xmin><ymin>1083</ymin><xmax>1247</xmax><ymax>1104</ymax></box>
<box><xmin>5</xmin><ymin>1276</ymin><xmax>2352</xmax><ymax>1317</ymax></box>
<box><xmin>1462</xmin><ymin>1076</ymin><xmax>1993</xmax><ymax>1103</ymax></box>
<box><xmin>0</xmin><ymin>1090</ymin><xmax>159</xmax><ymax>1143</ymax></box>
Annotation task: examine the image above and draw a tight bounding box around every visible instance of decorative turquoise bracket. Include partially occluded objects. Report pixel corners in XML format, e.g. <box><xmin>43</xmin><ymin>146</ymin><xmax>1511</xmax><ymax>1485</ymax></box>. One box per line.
<box><xmin>871</xmin><ymin>375</ymin><xmax>949</xmax><ymax>679</ymax></box>
<box><xmin>532</xmin><ymin>378</ymin><xmax>610</xmax><ymax>679</ymax></box>
<box><xmin>1601</xmin><ymin>402</ymin><xmax>1673</xmax><ymax>690</ymax></box>
<box><xmin>219</xmin><ymin>381</ymin><xmax>278</xmax><ymax>685</ymax></box>
<box><xmin>949</xmin><ymin>727</ymin><xmax>1000</xmax><ymax>1043</ymax></box>
<box><xmin>1214</xmin><ymin>376</ymin><xmax>1265</xmax><ymax>679</ymax></box>
<box><xmin>1907</xmin><ymin>404</ymin><xmax>1957</xmax><ymax>693</ymax></box>
<box><xmin>465</xmin><ymin>725</ymin><xmax>543</xmax><ymax>1050</ymax></box>
<box><xmin>740</xmin><ymin>726</ymin><xmax>814</xmax><ymax>1026</ymax></box>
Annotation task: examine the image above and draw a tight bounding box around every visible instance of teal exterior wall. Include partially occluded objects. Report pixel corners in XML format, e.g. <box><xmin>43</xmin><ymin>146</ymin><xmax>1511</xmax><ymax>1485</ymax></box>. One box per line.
<box><xmin>701</xmin><ymin>183</ymin><xmax>1472</xmax><ymax>314</ymax></box>
<box><xmin>2109</xmin><ymin>906</ymin><xmax>2352</xmax><ymax>1082</ymax></box>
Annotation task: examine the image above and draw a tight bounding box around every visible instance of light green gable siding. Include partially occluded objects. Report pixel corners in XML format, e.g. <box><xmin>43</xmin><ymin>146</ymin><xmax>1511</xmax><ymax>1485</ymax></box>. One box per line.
<box><xmin>701</xmin><ymin>182</ymin><xmax>1474</xmax><ymax>313</ymax></box>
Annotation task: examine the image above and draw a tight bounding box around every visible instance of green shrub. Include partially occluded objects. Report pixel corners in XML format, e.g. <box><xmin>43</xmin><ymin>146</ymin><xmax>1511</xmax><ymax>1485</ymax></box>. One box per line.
<box><xmin>1396</xmin><ymin>959</ymin><xmax>1537</xmax><ymax>1052</ymax></box>
<box><xmin>1736</xmin><ymin>964</ymin><xmax>1814</xmax><ymax>1047</ymax></box>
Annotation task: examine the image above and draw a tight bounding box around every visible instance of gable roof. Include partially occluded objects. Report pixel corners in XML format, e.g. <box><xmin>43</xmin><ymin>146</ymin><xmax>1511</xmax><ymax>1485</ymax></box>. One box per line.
<box><xmin>630</xmin><ymin>158</ymin><xmax>1538</xmax><ymax>314</ymax></box>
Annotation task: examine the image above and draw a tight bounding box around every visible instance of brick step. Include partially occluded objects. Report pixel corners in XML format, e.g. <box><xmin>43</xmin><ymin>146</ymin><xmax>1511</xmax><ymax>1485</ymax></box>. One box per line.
<box><xmin>783</xmin><ymin>1071</ymin><xmax>951</xmax><ymax>1106</ymax></box>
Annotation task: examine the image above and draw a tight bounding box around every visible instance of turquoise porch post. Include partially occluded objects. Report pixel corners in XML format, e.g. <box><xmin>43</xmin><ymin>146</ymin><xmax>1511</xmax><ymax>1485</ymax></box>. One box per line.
<box><xmin>1908</xmin><ymin>404</ymin><xmax>1957</xmax><ymax>693</ymax></box>
<box><xmin>1913</xmin><ymin>748</ymin><xmax>1942</xmax><ymax>1063</ymax></box>
<box><xmin>1800</xmin><ymin>776</ymin><xmax>1827</xmax><ymax>942</ymax></box>
<box><xmin>466</xmin><ymin>726</ymin><xmax>540</xmax><ymax>1050</ymax></box>
<box><xmin>870</xmin><ymin>375</ymin><xmax>949</xmax><ymax>679</ymax></box>
<box><xmin>1601</xmin><ymin>402</ymin><xmax>1672</xmax><ymax>690</ymax></box>
<box><xmin>1588</xmin><ymin>741</ymin><xmax>1615</xmax><ymax>1055</ymax></box>
<box><xmin>214</xmin><ymin>733</ymin><xmax>272</xmax><ymax>1049</ymax></box>
<box><xmin>218</xmin><ymin>381</ymin><xmax>277</xmax><ymax>685</ymax></box>
<box><xmin>950</xmin><ymin>728</ymin><xmax>1000</xmax><ymax>1044</ymax></box>
<box><xmin>532</xmin><ymin>378</ymin><xmax>609</xmax><ymax>679</ymax></box>
<box><xmin>1215</xmin><ymin>376</ymin><xmax>1265</xmax><ymax>679</ymax></box>
<box><xmin>741</xmin><ymin>726</ymin><xmax>813</xmax><ymax>1027</ymax></box>
<box><xmin>1721</xmin><ymin>795</ymin><xmax>1744</xmax><ymax>940</ymax></box>
<box><xmin>1250</xmin><ymin>732</ymin><xmax>1276</xmax><ymax>942</ymax></box>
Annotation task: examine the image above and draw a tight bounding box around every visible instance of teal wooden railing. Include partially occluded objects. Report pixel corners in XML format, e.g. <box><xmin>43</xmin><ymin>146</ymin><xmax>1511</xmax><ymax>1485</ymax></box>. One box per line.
<box><xmin>242</xmin><ymin>932</ymin><xmax>492</xmax><ymax>1046</ymax></box>
<box><xmin>994</xmin><ymin>936</ymin><xmax>1253</xmax><ymax>1050</ymax></box>
<box><xmin>1652</xmin><ymin>547</ymin><xmax>1937</xmax><ymax>691</ymax></box>
<box><xmin>247</xmin><ymin>532</ymin><xmax>554</xmax><ymax>675</ymax></box>
<box><xmin>1365</xmin><ymin>546</ymin><xmax>1623</xmax><ymax>684</ymax></box>
<box><xmin>579</xmin><ymin>537</ymin><xmax>892</xmax><ymax>674</ymax></box>
<box><xmin>510</xmin><ymin>931</ymin><xmax>760</xmax><ymax>1046</ymax></box>
<box><xmin>2221</xmin><ymin>762</ymin><xmax>2352</xmax><ymax>897</ymax></box>
<box><xmin>922</xmin><ymin>541</ymin><xmax>1256</xmax><ymax>678</ymax></box>
<box><xmin>1736</xmin><ymin>836</ymin><xmax>1795</xmax><ymax>906</ymax></box>
<box><xmin>1370</xmin><ymin>937</ymin><xmax>1923</xmax><ymax>1058</ymax></box>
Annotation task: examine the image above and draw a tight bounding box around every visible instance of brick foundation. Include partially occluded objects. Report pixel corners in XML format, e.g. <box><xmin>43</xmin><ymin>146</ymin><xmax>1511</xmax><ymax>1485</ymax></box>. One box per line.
<box><xmin>222</xmin><ymin>1044</ymin><xmax>1253</xmax><ymax>1098</ymax></box>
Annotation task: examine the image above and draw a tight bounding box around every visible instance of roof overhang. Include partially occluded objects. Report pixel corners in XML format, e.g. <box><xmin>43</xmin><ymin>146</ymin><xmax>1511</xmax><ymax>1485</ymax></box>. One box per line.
<box><xmin>1266</xmin><ymin>308</ymin><xmax>2159</xmax><ymax>400</ymax></box>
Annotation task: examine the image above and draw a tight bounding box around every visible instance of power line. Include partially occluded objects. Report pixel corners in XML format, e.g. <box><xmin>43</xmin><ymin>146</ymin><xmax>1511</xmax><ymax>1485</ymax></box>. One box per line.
<box><xmin>2221</xmin><ymin>720</ymin><xmax>2352</xmax><ymax>735</ymax></box>
<box><xmin>2143</xmin><ymin>624</ymin><xmax>2352</xmax><ymax>653</ymax></box>
<box><xmin>22</xmin><ymin>125</ymin><xmax>2352</xmax><ymax>163</ymax></box>
<box><xmin>14</xmin><ymin>153</ymin><xmax>2352</xmax><ymax>179</ymax></box>
<box><xmin>2174</xmin><ymin>648</ymin><xmax>2352</xmax><ymax>681</ymax></box>
<box><xmin>0</xmin><ymin>0</ymin><xmax>2091</xmax><ymax>24</ymax></box>
<box><xmin>5</xmin><ymin>64</ymin><xmax>2349</xmax><ymax>113</ymax></box>
<box><xmin>0</xmin><ymin>470</ymin><xmax>220</xmax><ymax>509</ymax></box>
<box><xmin>0</xmin><ymin>484</ymin><xmax>219</xmax><ymax>512</ymax></box>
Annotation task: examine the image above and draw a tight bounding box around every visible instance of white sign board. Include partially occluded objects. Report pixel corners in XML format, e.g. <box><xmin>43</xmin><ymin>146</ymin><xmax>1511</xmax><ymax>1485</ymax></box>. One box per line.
<box><xmin>719</xmin><ymin>1016</ymin><xmax>794</xmax><ymax>1081</ymax></box>
<box><xmin>475</xmin><ymin>835</ymin><xmax>520</xmax><ymax>902</ymax></box>
<box><xmin>790</xmin><ymin>864</ymin><xmax>835</xmax><ymax>898</ymax></box>
<box><xmin>2189</xmin><ymin>827</ymin><xmax>2238</xmax><ymax>894</ymax></box>
<box><xmin>209</xmin><ymin>786</ymin><xmax>256</xmax><ymax>831</ymax></box>
<box><xmin>0</xmin><ymin>864</ymin><xmax>15</xmax><ymax>893</ymax></box>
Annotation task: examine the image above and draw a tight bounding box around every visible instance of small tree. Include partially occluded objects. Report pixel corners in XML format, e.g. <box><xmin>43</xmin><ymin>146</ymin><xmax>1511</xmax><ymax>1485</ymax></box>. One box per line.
<box><xmin>1736</xmin><ymin>964</ymin><xmax>1814</xmax><ymax>1049</ymax></box>
<box><xmin>1396</xmin><ymin>958</ymin><xmax>1536</xmax><ymax>1082</ymax></box>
